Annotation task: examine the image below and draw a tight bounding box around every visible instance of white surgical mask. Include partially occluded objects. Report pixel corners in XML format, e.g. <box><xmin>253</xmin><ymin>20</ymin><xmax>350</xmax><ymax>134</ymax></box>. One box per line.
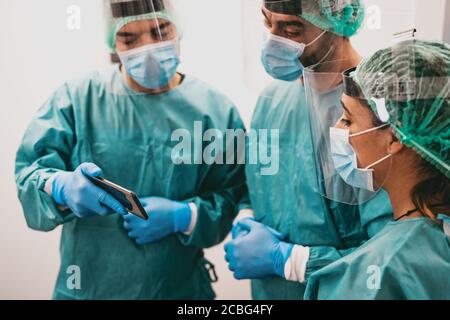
<box><xmin>330</xmin><ymin>123</ymin><xmax>391</xmax><ymax>191</ymax></box>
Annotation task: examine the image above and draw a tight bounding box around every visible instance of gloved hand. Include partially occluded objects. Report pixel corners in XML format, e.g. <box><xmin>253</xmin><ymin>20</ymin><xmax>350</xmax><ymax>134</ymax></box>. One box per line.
<box><xmin>232</xmin><ymin>217</ymin><xmax>285</xmax><ymax>239</ymax></box>
<box><xmin>224</xmin><ymin>219</ymin><xmax>293</xmax><ymax>279</ymax></box>
<box><xmin>123</xmin><ymin>197</ymin><xmax>192</xmax><ymax>245</ymax></box>
<box><xmin>51</xmin><ymin>162</ymin><xmax>127</xmax><ymax>218</ymax></box>
<box><xmin>231</xmin><ymin>217</ymin><xmax>254</xmax><ymax>239</ymax></box>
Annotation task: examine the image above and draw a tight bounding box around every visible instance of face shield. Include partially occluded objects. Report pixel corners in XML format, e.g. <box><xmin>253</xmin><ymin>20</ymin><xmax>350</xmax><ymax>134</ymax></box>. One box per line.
<box><xmin>105</xmin><ymin>0</ymin><xmax>182</xmax><ymax>90</ymax></box>
<box><xmin>106</xmin><ymin>0</ymin><xmax>179</xmax><ymax>46</ymax></box>
<box><xmin>304</xmin><ymin>59</ymin><xmax>393</xmax><ymax>205</ymax></box>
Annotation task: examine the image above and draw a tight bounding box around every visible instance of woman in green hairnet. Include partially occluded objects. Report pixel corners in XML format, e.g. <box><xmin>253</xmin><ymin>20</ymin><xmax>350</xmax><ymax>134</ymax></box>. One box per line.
<box><xmin>305</xmin><ymin>39</ymin><xmax>450</xmax><ymax>300</ymax></box>
<box><xmin>15</xmin><ymin>0</ymin><xmax>246</xmax><ymax>299</ymax></box>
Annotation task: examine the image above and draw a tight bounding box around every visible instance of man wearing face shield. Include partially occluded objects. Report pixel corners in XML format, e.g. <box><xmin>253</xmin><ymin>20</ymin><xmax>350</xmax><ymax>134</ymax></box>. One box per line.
<box><xmin>15</xmin><ymin>0</ymin><xmax>246</xmax><ymax>299</ymax></box>
<box><xmin>224</xmin><ymin>0</ymin><xmax>392</xmax><ymax>299</ymax></box>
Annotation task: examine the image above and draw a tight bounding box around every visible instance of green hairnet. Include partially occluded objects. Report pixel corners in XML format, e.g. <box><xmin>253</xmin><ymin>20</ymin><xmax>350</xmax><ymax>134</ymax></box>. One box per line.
<box><xmin>265</xmin><ymin>0</ymin><xmax>365</xmax><ymax>37</ymax></box>
<box><xmin>355</xmin><ymin>40</ymin><xmax>450</xmax><ymax>178</ymax></box>
<box><xmin>106</xmin><ymin>11</ymin><xmax>171</xmax><ymax>52</ymax></box>
<box><xmin>301</xmin><ymin>0</ymin><xmax>365</xmax><ymax>37</ymax></box>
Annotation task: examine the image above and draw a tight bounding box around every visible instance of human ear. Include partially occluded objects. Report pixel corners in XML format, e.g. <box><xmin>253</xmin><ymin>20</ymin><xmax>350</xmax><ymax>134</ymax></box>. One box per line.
<box><xmin>387</xmin><ymin>130</ymin><xmax>405</xmax><ymax>155</ymax></box>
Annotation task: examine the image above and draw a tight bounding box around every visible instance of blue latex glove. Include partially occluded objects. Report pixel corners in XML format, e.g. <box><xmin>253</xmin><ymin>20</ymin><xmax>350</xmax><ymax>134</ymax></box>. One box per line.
<box><xmin>224</xmin><ymin>219</ymin><xmax>293</xmax><ymax>279</ymax></box>
<box><xmin>231</xmin><ymin>217</ymin><xmax>254</xmax><ymax>239</ymax></box>
<box><xmin>123</xmin><ymin>196</ymin><xmax>192</xmax><ymax>245</ymax></box>
<box><xmin>231</xmin><ymin>217</ymin><xmax>283</xmax><ymax>239</ymax></box>
<box><xmin>52</xmin><ymin>162</ymin><xmax>127</xmax><ymax>218</ymax></box>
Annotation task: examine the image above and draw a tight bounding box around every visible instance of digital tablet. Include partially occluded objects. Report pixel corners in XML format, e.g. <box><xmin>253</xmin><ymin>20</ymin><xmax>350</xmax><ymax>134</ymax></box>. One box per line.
<box><xmin>87</xmin><ymin>176</ymin><xmax>148</xmax><ymax>220</ymax></box>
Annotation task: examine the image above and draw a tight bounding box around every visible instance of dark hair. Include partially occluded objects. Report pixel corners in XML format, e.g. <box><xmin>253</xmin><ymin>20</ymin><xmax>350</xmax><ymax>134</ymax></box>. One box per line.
<box><xmin>411</xmin><ymin>158</ymin><xmax>450</xmax><ymax>219</ymax></box>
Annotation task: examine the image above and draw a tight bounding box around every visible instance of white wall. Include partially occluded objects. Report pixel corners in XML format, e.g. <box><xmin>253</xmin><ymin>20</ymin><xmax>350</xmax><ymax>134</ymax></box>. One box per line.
<box><xmin>0</xmin><ymin>0</ymin><xmax>111</xmax><ymax>300</ymax></box>
<box><xmin>443</xmin><ymin>0</ymin><xmax>450</xmax><ymax>43</ymax></box>
<box><xmin>0</xmin><ymin>0</ymin><xmax>448</xmax><ymax>299</ymax></box>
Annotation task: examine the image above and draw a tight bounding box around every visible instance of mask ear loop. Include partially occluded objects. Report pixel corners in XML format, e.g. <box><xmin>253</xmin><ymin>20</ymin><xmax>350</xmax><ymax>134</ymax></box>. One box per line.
<box><xmin>349</xmin><ymin>123</ymin><xmax>390</xmax><ymax>138</ymax></box>
<box><xmin>304</xmin><ymin>31</ymin><xmax>333</xmax><ymax>67</ymax></box>
<box><xmin>304</xmin><ymin>30</ymin><xmax>327</xmax><ymax>47</ymax></box>
<box><xmin>364</xmin><ymin>153</ymin><xmax>392</xmax><ymax>170</ymax></box>
<box><xmin>348</xmin><ymin>123</ymin><xmax>393</xmax><ymax>169</ymax></box>
<box><xmin>316</xmin><ymin>46</ymin><xmax>334</xmax><ymax>65</ymax></box>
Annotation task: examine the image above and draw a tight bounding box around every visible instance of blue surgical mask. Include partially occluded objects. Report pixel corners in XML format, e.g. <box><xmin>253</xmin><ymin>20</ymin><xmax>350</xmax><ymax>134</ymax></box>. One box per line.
<box><xmin>261</xmin><ymin>31</ymin><xmax>326</xmax><ymax>81</ymax></box>
<box><xmin>118</xmin><ymin>39</ymin><xmax>180</xmax><ymax>90</ymax></box>
<box><xmin>330</xmin><ymin>124</ymin><xmax>391</xmax><ymax>192</ymax></box>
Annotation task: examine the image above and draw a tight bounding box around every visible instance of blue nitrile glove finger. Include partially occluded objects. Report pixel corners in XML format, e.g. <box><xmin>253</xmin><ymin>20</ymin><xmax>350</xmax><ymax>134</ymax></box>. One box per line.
<box><xmin>231</xmin><ymin>217</ymin><xmax>255</xmax><ymax>239</ymax></box>
<box><xmin>263</xmin><ymin>226</ymin><xmax>284</xmax><ymax>239</ymax></box>
<box><xmin>79</xmin><ymin>164</ymin><xmax>127</xmax><ymax>216</ymax></box>
<box><xmin>232</xmin><ymin>217</ymin><xmax>284</xmax><ymax>240</ymax></box>
<box><xmin>96</xmin><ymin>189</ymin><xmax>128</xmax><ymax>216</ymax></box>
<box><xmin>224</xmin><ymin>219</ymin><xmax>293</xmax><ymax>280</ymax></box>
<box><xmin>51</xmin><ymin>162</ymin><xmax>127</xmax><ymax>218</ymax></box>
<box><xmin>79</xmin><ymin>162</ymin><xmax>102</xmax><ymax>177</ymax></box>
<box><xmin>224</xmin><ymin>242</ymin><xmax>236</xmax><ymax>271</ymax></box>
<box><xmin>236</xmin><ymin>219</ymin><xmax>285</xmax><ymax>239</ymax></box>
<box><xmin>122</xmin><ymin>196</ymin><xmax>192</xmax><ymax>245</ymax></box>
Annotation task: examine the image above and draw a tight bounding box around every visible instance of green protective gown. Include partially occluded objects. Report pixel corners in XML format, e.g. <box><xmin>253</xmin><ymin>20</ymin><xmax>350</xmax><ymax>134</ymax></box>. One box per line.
<box><xmin>304</xmin><ymin>217</ymin><xmax>450</xmax><ymax>300</ymax></box>
<box><xmin>15</xmin><ymin>67</ymin><xmax>246</xmax><ymax>300</ymax></box>
<box><xmin>243</xmin><ymin>80</ymin><xmax>393</xmax><ymax>299</ymax></box>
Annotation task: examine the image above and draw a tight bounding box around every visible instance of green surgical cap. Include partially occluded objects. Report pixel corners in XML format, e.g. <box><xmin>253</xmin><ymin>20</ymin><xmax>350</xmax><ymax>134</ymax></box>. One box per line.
<box><xmin>301</xmin><ymin>0</ymin><xmax>365</xmax><ymax>37</ymax></box>
<box><xmin>355</xmin><ymin>40</ymin><xmax>450</xmax><ymax>178</ymax></box>
<box><xmin>264</xmin><ymin>0</ymin><xmax>365</xmax><ymax>37</ymax></box>
<box><xmin>106</xmin><ymin>11</ymin><xmax>171</xmax><ymax>52</ymax></box>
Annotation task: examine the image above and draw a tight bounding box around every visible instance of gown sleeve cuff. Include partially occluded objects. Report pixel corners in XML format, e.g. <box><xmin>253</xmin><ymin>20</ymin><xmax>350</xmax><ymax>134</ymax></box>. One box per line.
<box><xmin>284</xmin><ymin>245</ymin><xmax>310</xmax><ymax>283</ymax></box>
<box><xmin>44</xmin><ymin>174</ymin><xmax>54</xmax><ymax>196</ymax></box>
<box><xmin>183</xmin><ymin>202</ymin><xmax>198</xmax><ymax>235</ymax></box>
<box><xmin>44</xmin><ymin>173</ymin><xmax>69</xmax><ymax>211</ymax></box>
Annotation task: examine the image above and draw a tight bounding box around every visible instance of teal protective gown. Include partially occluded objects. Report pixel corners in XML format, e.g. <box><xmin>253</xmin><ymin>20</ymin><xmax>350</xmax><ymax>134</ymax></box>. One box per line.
<box><xmin>15</xmin><ymin>67</ymin><xmax>246</xmax><ymax>299</ymax></box>
<box><xmin>243</xmin><ymin>80</ymin><xmax>393</xmax><ymax>299</ymax></box>
<box><xmin>304</xmin><ymin>216</ymin><xmax>450</xmax><ymax>300</ymax></box>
